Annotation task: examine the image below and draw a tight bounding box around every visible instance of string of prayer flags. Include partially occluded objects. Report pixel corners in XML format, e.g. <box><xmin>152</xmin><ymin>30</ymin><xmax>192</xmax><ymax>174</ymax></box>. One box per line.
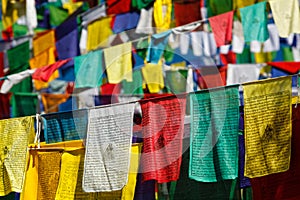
<box><xmin>140</xmin><ymin>95</ymin><xmax>186</xmax><ymax>183</ymax></box>
<box><xmin>146</xmin><ymin>30</ymin><xmax>172</xmax><ymax>64</ymax></box>
<box><xmin>208</xmin><ymin>11</ymin><xmax>234</xmax><ymax>47</ymax></box>
<box><xmin>0</xmin><ymin>116</ymin><xmax>35</xmax><ymax>196</ymax></box>
<box><xmin>189</xmin><ymin>85</ymin><xmax>240</xmax><ymax>182</ymax></box>
<box><xmin>74</xmin><ymin>50</ymin><xmax>104</xmax><ymax>88</ymax></box>
<box><xmin>240</xmin><ymin>1</ymin><xmax>269</xmax><ymax>42</ymax></box>
<box><xmin>269</xmin><ymin>0</ymin><xmax>300</xmax><ymax>38</ymax></box>
<box><xmin>83</xmin><ymin>103</ymin><xmax>136</xmax><ymax>192</ymax></box>
<box><xmin>226</xmin><ymin>64</ymin><xmax>262</xmax><ymax>85</ymax></box>
<box><xmin>243</xmin><ymin>76</ymin><xmax>292</xmax><ymax>178</ymax></box>
<box><xmin>104</xmin><ymin>42</ymin><xmax>133</xmax><ymax>84</ymax></box>
<box><xmin>141</xmin><ymin>63</ymin><xmax>165</xmax><ymax>93</ymax></box>
<box><xmin>32</xmin><ymin>59</ymin><xmax>70</xmax><ymax>82</ymax></box>
<box><xmin>41</xmin><ymin>109</ymin><xmax>88</xmax><ymax>144</ymax></box>
<box><xmin>250</xmin><ymin>106</ymin><xmax>300</xmax><ymax>199</ymax></box>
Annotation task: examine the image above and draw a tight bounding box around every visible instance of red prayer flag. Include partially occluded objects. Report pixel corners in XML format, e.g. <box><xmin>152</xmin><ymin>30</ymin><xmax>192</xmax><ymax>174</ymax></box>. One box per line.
<box><xmin>174</xmin><ymin>1</ymin><xmax>202</xmax><ymax>27</ymax></box>
<box><xmin>267</xmin><ymin>62</ymin><xmax>300</xmax><ymax>74</ymax></box>
<box><xmin>32</xmin><ymin>59</ymin><xmax>70</xmax><ymax>82</ymax></box>
<box><xmin>208</xmin><ymin>11</ymin><xmax>234</xmax><ymax>47</ymax></box>
<box><xmin>220</xmin><ymin>51</ymin><xmax>236</xmax><ymax>65</ymax></box>
<box><xmin>250</xmin><ymin>106</ymin><xmax>300</xmax><ymax>200</ymax></box>
<box><xmin>196</xmin><ymin>66</ymin><xmax>226</xmax><ymax>89</ymax></box>
<box><xmin>140</xmin><ymin>95</ymin><xmax>186</xmax><ymax>183</ymax></box>
<box><xmin>100</xmin><ymin>83</ymin><xmax>121</xmax><ymax>95</ymax></box>
<box><xmin>106</xmin><ymin>0</ymin><xmax>132</xmax><ymax>15</ymax></box>
<box><xmin>0</xmin><ymin>93</ymin><xmax>11</xmax><ymax>119</ymax></box>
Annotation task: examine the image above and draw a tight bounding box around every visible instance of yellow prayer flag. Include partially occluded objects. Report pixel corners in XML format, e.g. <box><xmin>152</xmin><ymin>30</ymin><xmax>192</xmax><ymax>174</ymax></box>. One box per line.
<box><xmin>243</xmin><ymin>77</ymin><xmax>292</xmax><ymax>178</ymax></box>
<box><xmin>254</xmin><ymin>51</ymin><xmax>272</xmax><ymax>76</ymax></box>
<box><xmin>0</xmin><ymin>116</ymin><xmax>35</xmax><ymax>196</ymax></box>
<box><xmin>32</xmin><ymin>30</ymin><xmax>56</xmax><ymax>57</ymax></box>
<box><xmin>104</xmin><ymin>42</ymin><xmax>133</xmax><ymax>84</ymax></box>
<box><xmin>269</xmin><ymin>0</ymin><xmax>300</xmax><ymax>38</ymax></box>
<box><xmin>29</xmin><ymin>47</ymin><xmax>58</xmax><ymax>90</ymax></box>
<box><xmin>55</xmin><ymin>150</ymin><xmax>82</xmax><ymax>200</ymax></box>
<box><xmin>233</xmin><ymin>0</ymin><xmax>265</xmax><ymax>18</ymax></box>
<box><xmin>63</xmin><ymin>2</ymin><xmax>83</xmax><ymax>14</ymax></box>
<box><xmin>141</xmin><ymin>62</ymin><xmax>165</xmax><ymax>93</ymax></box>
<box><xmin>86</xmin><ymin>17</ymin><xmax>113</xmax><ymax>51</ymax></box>
<box><xmin>170</xmin><ymin>61</ymin><xmax>186</xmax><ymax>69</ymax></box>
<box><xmin>37</xmin><ymin>151</ymin><xmax>62</xmax><ymax>200</ymax></box>
<box><xmin>21</xmin><ymin>140</ymin><xmax>85</xmax><ymax>200</ymax></box>
<box><xmin>20</xmin><ymin>150</ymin><xmax>39</xmax><ymax>200</ymax></box>
<box><xmin>121</xmin><ymin>143</ymin><xmax>142</xmax><ymax>200</ymax></box>
<box><xmin>1</xmin><ymin>0</ymin><xmax>25</xmax><ymax>29</ymax></box>
<box><xmin>41</xmin><ymin>93</ymin><xmax>70</xmax><ymax>113</ymax></box>
<box><xmin>153</xmin><ymin>0</ymin><xmax>172</xmax><ymax>33</ymax></box>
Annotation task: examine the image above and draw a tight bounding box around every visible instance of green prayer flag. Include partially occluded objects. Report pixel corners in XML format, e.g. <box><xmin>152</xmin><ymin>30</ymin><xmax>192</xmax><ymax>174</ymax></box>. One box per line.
<box><xmin>13</xmin><ymin>24</ymin><xmax>28</xmax><ymax>37</ymax></box>
<box><xmin>74</xmin><ymin>50</ymin><xmax>104</xmax><ymax>88</ymax></box>
<box><xmin>7</xmin><ymin>42</ymin><xmax>32</xmax><ymax>93</ymax></box>
<box><xmin>207</xmin><ymin>0</ymin><xmax>233</xmax><ymax>17</ymax></box>
<box><xmin>7</xmin><ymin>41</ymin><xmax>30</xmax><ymax>69</ymax></box>
<box><xmin>132</xmin><ymin>0</ymin><xmax>154</xmax><ymax>10</ymax></box>
<box><xmin>236</xmin><ymin>45</ymin><xmax>255</xmax><ymax>64</ymax></box>
<box><xmin>136</xmin><ymin>38</ymin><xmax>149</xmax><ymax>60</ymax></box>
<box><xmin>282</xmin><ymin>46</ymin><xmax>294</xmax><ymax>61</ymax></box>
<box><xmin>122</xmin><ymin>70</ymin><xmax>144</xmax><ymax>95</ymax></box>
<box><xmin>163</xmin><ymin>44</ymin><xmax>174</xmax><ymax>63</ymax></box>
<box><xmin>173</xmin><ymin>139</ymin><xmax>240</xmax><ymax>200</ymax></box>
<box><xmin>49</xmin><ymin>4</ymin><xmax>69</xmax><ymax>27</ymax></box>
<box><xmin>189</xmin><ymin>85</ymin><xmax>240</xmax><ymax>182</ymax></box>
<box><xmin>240</xmin><ymin>2</ymin><xmax>269</xmax><ymax>42</ymax></box>
<box><xmin>11</xmin><ymin>92</ymin><xmax>39</xmax><ymax>117</ymax></box>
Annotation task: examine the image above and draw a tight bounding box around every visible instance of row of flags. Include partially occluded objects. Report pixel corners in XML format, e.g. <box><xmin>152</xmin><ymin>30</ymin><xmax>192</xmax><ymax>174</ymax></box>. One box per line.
<box><xmin>0</xmin><ymin>74</ymin><xmax>298</xmax><ymax>199</ymax></box>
